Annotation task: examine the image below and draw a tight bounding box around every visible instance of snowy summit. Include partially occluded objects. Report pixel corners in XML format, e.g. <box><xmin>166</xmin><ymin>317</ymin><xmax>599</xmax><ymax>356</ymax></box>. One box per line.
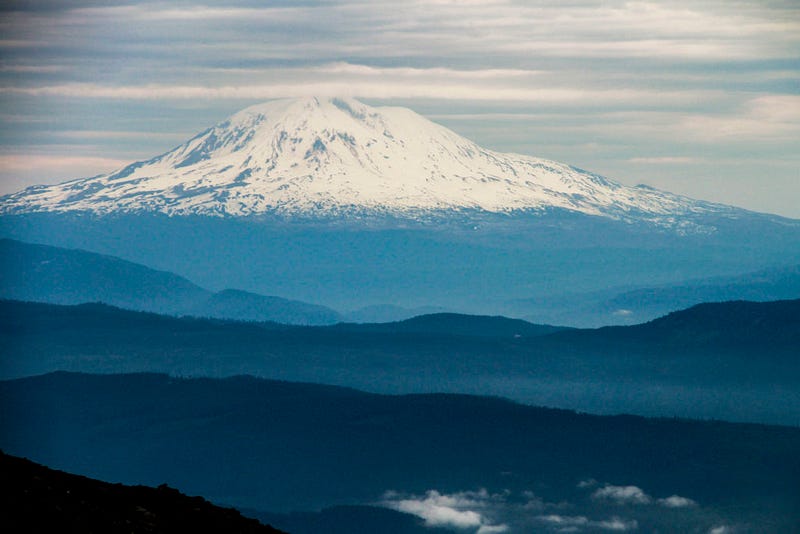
<box><xmin>1</xmin><ymin>97</ymin><xmax>731</xmax><ymax>222</ymax></box>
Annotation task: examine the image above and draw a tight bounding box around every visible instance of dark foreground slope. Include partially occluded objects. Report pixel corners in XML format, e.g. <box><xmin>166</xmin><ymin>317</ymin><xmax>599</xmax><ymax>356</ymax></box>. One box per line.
<box><xmin>1</xmin><ymin>450</ymin><xmax>285</xmax><ymax>534</ymax></box>
<box><xmin>2</xmin><ymin>298</ymin><xmax>798</xmax><ymax>424</ymax></box>
<box><xmin>1</xmin><ymin>372</ymin><xmax>798</xmax><ymax>533</ymax></box>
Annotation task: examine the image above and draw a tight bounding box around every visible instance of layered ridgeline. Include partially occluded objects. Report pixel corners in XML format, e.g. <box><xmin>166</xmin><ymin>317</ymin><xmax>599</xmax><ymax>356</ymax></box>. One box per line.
<box><xmin>3</xmin><ymin>298</ymin><xmax>798</xmax><ymax>425</ymax></box>
<box><xmin>0</xmin><ymin>239</ymin><xmax>341</xmax><ymax>325</ymax></box>
<box><xmin>1</xmin><ymin>98</ymin><xmax>798</xmax><ymax>316</ymax></box>
<box><xmin>1</xmin><ymin>97</ymin><xmax>734</xmax><ymax>227</ymax></box>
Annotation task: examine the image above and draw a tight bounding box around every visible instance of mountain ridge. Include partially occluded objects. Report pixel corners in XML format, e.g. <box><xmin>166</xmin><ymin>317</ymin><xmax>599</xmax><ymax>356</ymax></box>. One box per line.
<box><xmin>3</xmin><ymin>298</ymin><xmax>798</xmax><ymax>424</ymax></box>
<box><xmin>0</xmin><ymin>238</ymin><xmax>341</xmax><ymax>325</ymax></box>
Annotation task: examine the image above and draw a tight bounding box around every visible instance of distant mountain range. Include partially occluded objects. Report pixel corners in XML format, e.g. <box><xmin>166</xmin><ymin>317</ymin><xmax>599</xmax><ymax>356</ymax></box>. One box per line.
<box><xmin>3</xmin><ymin>238</ymin><xmax>798</xmax><ymax>327</ymax></box>
<box><xmin>2</xmin><ymin>451</ymin><xmax>285</xmax><ymax>534</ymax></box>
<box><xmin>2</xmin><ymin>372</ymin><xmax>798</xmax><ymax>532</ymax></box>
<box><xmin>509</xmin><ymin>263</ymin><xmax>800</xmax><ymax>326</ymax></box>
<box><xmin>2</xmin><ymin>298</ymin><xmax>797</xmax><ymax>424</ymax></box>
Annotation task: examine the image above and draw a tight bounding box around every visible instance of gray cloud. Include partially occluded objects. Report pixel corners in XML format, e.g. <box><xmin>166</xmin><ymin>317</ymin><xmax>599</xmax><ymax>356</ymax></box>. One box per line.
<box><xmin>657</xmin><ymin>495</ymin><xmax>698</xmax><ymax>508</ymax></box>
<box><xmin>586</xmin><ymin>483</ymin><xmax>698</xmax><ymax>510</ymax></box>
<box><xmin>536</xmin><ymin>514</ymin><xmax>639</xmax><ymax>532</ymax></box>
<box><xmin>591</xmin><ymin>485</ymin><xmax>653</xmax><ymax>505</ymax></box>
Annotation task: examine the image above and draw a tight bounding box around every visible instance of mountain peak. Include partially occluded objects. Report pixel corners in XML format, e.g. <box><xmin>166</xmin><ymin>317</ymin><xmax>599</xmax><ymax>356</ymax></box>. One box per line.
<box><xmin>1</xmin><ymin>97</ymin><xmax>734</xmax><ymax>224</ymax></box>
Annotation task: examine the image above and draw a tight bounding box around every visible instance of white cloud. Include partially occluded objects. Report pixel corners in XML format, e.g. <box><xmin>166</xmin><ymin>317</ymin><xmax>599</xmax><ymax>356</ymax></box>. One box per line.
<box><xmin>657</xmin><ymin>495</ymin><xmax>697</xmax><ymax>508</ymax></box>
<box><xmin>477</xmin><ymin>526</ymin><xmax>509</xmax><ymax>534</ymax></box>
<box><xmin>709</xmin><ymin>526</ymin><xmax>733</xmax><ymax>534</ymax></box>
<box><xmin>628</xmin><ymin>157</ymin><xmax>698</xmax><ymax>165</ymax></box>
<box><xmin>0</xmin><ymin>154</ymin><xmax>133</xmax><ymax>195</ymax></box>
<box><xmin>536</xmin><ymin>514</ymin><xmax>638</xmax><ymax>532</ymax></box>
<box><xmin>591</xmin><ymin>485</ymin><xmax>652</xmax><ymax>505</ymax></box>
<box><xmin>594</xmin><ymin>517</ymin><xmax>639</xmax><ymax>531</ymax></box>
<box><xmin>382</xmin><ymin>489</ymin><xmax>508</xmax><ymax>532</ymax></box>
<box><xmin>0</xmin><ymin>80</ymin><xmax>719</xmax><ymax>106</ymax></box>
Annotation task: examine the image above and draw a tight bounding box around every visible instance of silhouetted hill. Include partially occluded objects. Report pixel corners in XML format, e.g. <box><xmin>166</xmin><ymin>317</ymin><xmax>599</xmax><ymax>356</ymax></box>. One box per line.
<box><xmin>0</xmin><ymin>238</ymin><xmax>208</xmax><ymax>314</ymax></box>
<box><xmin>0</xmin><ymin>238</ymin><xmax>341</xmax><ymax>325</ymax></box>
<box><xmin>511</xmin><ymin>264</ymin><xmax>800</xmax><ymax>327</ymax></box>
<box><xmin>601</xmin><ymin>265</ymin><xmax>800</xmax><ymax>323</ymax></box>
<box><xmin>552</xmin><ymin>299</ymin><xmax>800</xmax><ymax>349</ymax></box>
<box><xmin>1</xmin><ymin>372</ymin><xmax>798</xmax><ymax>532</ymax></box>
<box><xmin>252</xmin><ymin>505</ymin><xmax>452</xmax><ymax>534</ymax></box>
<box><xmin>2</xmin><ymin>298</ymin><xmax>798</xmax><ymax>424</ymax></box>
<box><xmin>332</xmin><ymin>312</ymin><xmax>568</xmax><ymax>337</ymax></box>
<box><xmin>343</xmin><ymin>304</ymin><xmax>449</xmax><ymax>323</ymax></box>
<box><xmin>1</xmin><ymin>450</ymin><xmax>285</xmax><ymax>533</ymax></box>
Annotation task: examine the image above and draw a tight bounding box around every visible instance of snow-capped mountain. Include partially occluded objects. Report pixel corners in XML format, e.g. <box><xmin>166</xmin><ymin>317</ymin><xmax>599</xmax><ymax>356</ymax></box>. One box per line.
<box><xmin>1</xmin><ymin>97</ymin><xmax>733</xmax><ymax>223</ymax></box>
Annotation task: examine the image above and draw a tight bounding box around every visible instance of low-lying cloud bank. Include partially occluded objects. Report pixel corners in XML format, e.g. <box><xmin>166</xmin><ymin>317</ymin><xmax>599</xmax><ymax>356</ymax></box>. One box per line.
<box><xmin>380</xmin><ymin>481</ymin><xmax>723</xmax><ymax>533</ymax></box>
<box><xmin>382</xmin><ymin>489</ymin><xmax>510</xmax><ymax>533</ymax></box>
<box><xmin>588</xmin><ymin>483</ymin><xmax>696</xmax><ymax>508</ymax></box>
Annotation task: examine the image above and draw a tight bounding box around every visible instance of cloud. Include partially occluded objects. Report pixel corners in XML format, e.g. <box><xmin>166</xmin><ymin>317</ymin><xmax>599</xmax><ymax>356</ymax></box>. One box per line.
<box><xmin>657</xmin><ymin>495</ymin><xmax>697</xmax><ymax>508</ymax></box>
<box><xmin>50</xmin><ymin>130</ymin><xmax>188</xmax><ymax>142</ymax></box>
<box><xmin>587</xmin><ymin>483</ymin><xmax>698</xmax><ymax>509</ymax></box>
<box><xmin>0</xmin><ymin>154</ymin><xmax>129</xmax><ymax>173</ymax></box>
<box><xmin>627</xmin><ymin>157</ymin><xmax>698</xmax><ymax>165</ymax></box>
<box><xmin>477</xmin><ymin>526</ymin><xmax>509</xmax><ymax>534</ymax></box>
<box><xmin>591</xmin><ymin>485</ymin><xmax>652</xmax><ymax>505</ymax></box>
<box><xmin>593</xmin><ymin>517</ymin><xmax>639</xmax><ymax>531</ymax></box>
<box><xmin>0</xmin><ymin>154</ymin><xmax>133</xmax><ymax>195</ymax></box>
<box><xmin>382</xmin><ymin>489</ymin><xmax>508</xmax><ymax>532</ymax></box>
<box><xmin>708</xmin><ymin>526</ymin><xmax>733</xmax><ymax>534</ymax></box>
<box><xmin>0</xmin><ymin>79</ymin><xmax>719</xmax><ymax>106</ymax></box>
<box><xmin>536</xmin><ymin>514</ymin><xmax>638</xmax><ymax>532</ymax></box>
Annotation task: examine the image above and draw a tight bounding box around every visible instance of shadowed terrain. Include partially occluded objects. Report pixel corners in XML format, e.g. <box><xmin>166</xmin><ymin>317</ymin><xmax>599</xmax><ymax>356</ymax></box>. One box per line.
<box><xmin>1</xmin><ymin>450</ymin><xmax>285</xmax><ymax>533</ymax></box>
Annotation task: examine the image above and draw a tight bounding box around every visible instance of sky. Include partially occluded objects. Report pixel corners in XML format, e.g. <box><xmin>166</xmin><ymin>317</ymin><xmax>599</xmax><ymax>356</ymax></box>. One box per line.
<box><xmin>1</xmin><ymin>0</ymin><xmax>798</xmax><ymax>217</ymax></box>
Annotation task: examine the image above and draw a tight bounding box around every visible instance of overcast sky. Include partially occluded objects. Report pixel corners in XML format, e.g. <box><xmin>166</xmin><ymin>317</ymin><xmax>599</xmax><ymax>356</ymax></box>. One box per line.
<box><xmin>1</xmin><ymin>0</ymin><xmax>798</xmax><ymax>217</ymax></box>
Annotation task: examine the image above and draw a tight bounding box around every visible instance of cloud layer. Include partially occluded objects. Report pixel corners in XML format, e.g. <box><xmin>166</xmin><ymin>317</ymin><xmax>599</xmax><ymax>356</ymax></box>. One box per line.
<box><xmin>380</xmin><ymin>483</ymin><xmax>716</xmax><ymax>533</ymax></box>
<box><xmin>382</xmin><ymin>489</ymin><xmax>509</xmax><ymax>533</ymax></box>
<box><xmin>0</xmin><ymin>0</ymin><xmax>798</xmax><ymax>216</ymax></box>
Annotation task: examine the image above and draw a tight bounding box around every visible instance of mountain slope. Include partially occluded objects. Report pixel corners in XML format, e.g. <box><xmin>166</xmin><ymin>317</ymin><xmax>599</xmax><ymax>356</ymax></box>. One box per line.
<box><xmin>189</xmin><ymin>288</ymin><xmax>341</xmax><ymax>325</ymax></box>
<box><xmin>0</xmin><ymin>238</ymin><xmax>341</xmax><ymax>325</ymax></box>
<box><xmin>1</xmin><ymin>451</ymin><xmax>285</xmax><ymax>534</ymax></box>
<box><xmin>0</xmin><ymin>237</ymin><xmax>209</xmax><ymax>314</ymax></box>
<box><xmin>0</xmin><ymin>97</ymin><xmax>738</xmax><ymax>227</ymax></box>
